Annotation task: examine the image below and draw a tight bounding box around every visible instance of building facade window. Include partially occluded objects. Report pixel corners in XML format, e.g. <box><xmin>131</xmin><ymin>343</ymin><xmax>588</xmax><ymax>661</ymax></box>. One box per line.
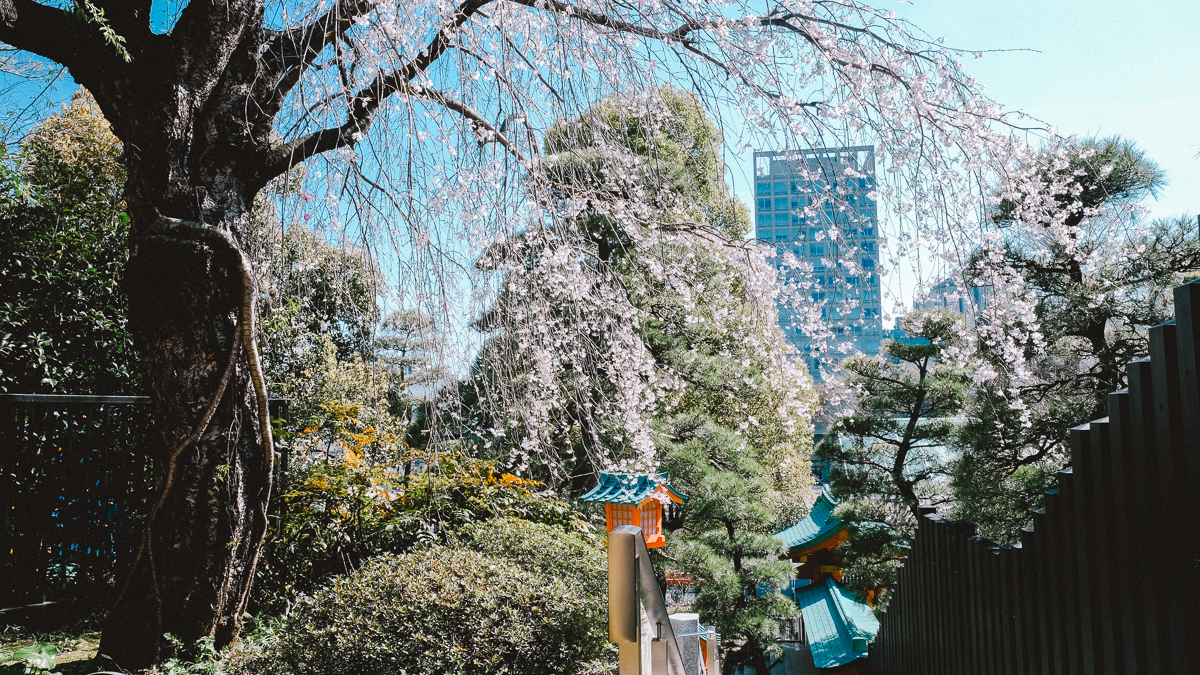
<box><xmin>754</xmin><ymin>146</ymin><xmax>881</xmax><ymax>378</ymax></box>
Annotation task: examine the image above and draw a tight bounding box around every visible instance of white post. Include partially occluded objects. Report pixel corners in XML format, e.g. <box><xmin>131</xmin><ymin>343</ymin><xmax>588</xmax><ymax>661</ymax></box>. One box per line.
<box><xmin>608</xmin><ymin>526</ymin><xmax>690</xmax><ymax>675</ymax></box>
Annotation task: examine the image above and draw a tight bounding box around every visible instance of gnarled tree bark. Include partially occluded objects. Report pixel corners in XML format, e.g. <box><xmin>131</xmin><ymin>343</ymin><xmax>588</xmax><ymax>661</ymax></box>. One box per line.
<box><xmin>0</xmin><ymin>1</ymin><xmax>288</xmax><ymax>665</ymax></box>
<box><xmin>0</xmin><ymin>0</ymin><xmax>501</xmax><ymax>664</ymax></box>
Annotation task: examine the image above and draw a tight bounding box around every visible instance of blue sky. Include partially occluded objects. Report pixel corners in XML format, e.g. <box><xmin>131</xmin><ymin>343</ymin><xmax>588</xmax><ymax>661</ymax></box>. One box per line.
<box><xmin>892</xmin><ymin>0</ymin><xmax>1198</xmax><ymax>221</ymax></box>
<box><xmin>719</xmin><ymin>0</ymin><xmax>1199</xmax><ymax>312</ymax></box>
<box><xmin>13</xmin><ymin>1</ymin><xmax>1194</xmax><ymax>218</ymax></box>
<box><xmin>6</xmin><ymin>0</ymin><xmax>1195</xmax><ymax>323</ymax></box>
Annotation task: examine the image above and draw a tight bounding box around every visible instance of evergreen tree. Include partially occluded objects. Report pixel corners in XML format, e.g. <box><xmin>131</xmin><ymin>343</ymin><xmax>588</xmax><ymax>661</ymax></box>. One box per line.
<box><xmin>376</xmin><ymin>309</ymin><xmax>449</xmax><ymax>419</ymax></box>
<box><xmin>816</xmin><ymin>309</ymin><xmax>968</xmax><ymax>605</ymax></box>
<box><xmin>954</xmin><ymin>137</ymin><xmax>1200</xmax><ymax>542</ymax></box>
<box><xmin>461</xmin><ymin>87</ymin><xmax>815</xmax><ymax>674</ymax></box>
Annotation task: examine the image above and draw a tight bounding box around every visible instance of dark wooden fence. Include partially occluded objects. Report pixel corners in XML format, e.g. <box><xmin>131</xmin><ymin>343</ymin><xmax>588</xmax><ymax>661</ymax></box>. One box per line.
<box><xmin>0</xmin><ymin>394</ymin><xmax>288</xmax><ymax>611</ymax></box>
<box><xmin>869</xmin><ymin>281</ymin><xmax>1200</xmax><ymax>674</ymax></box>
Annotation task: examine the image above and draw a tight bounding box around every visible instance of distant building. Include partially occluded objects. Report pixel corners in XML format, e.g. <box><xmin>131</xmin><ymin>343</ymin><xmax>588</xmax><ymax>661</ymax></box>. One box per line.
<box><xmin>887</xmin><ymin>277</ymin><xmax>990</xmax><ymax>345</ymax></box>
<box><xmin>910</xmin><ymin>277</ymin><xmax>989</xmax><ymax>327</ymax></box>
<box><xmin>754</xmin><ymin>146</ymin><xmax>883</xmax><ymax>381</ymax></box>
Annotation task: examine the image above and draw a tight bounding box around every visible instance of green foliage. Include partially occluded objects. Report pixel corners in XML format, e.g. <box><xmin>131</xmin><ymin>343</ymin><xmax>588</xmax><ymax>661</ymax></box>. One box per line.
<box><xmin>0</xmin><ymin>92</ymin><xmax>390</xmax><ymax>402</ymax></box>
<box><xmin>818</xmin><ymin>309</ymin><xmax>968</xmax><ymax>605</ymax></box>
<box><xmin>453</xmin><ymin>87</ymin><xmax>813</xmax><ymax>673</ymax></box>
<box><xmin>9</xmin><ymin>643</ymin><xmax>57</xmax><ymax>674</ymax></box>
<box><xmin>375</xmin><ymin>309</ymin><xmax>448</xmax><ymax>423</ymax></box>
<box><xmin>156</xmin><ymin>635</ymin><xmax>224</xmax><ymax>675</ymax></box>
<box><xmin>0</xmin><ymin>626</ymin><xmax>101</xmax><ymax>675</ymax></box>
<box><xmin>957</xmin><ymin>137</ymin><xmax>1197</xmax><ymax>542</ymax></box>
<box><xmin>250</xmin><ymin>219</ymin><xmax>384</xmax><ymax>380</ymax></box>
<box><xmin>0</xmin><ymin>90</ymin><xmax>139</xmax><ymax>394</ymax></box>
<box><xmin>233</xmin><ymin>519</ymin><xmax>608</xmax><ymax>675</ymax></box>
<box><xmin>991</xmin><ymin>136</ymin><xmax>1164</xmax><ymax>228</ymax></box>
<box><xmin>659</xmin><ymin>413</ymin><xmax>800</xmax><ymax>674</ymax></box>
<box><xmin>253</xmin><ymin>449</ymin><xmax>591</xmax><ymax>613</ymax></box>
<box><xmin>536</xmin><ymin>86</ymin><xmax>813</xmax><ymax>673</ymax></box>
<box><xmin>274</xmin><ymin>340</ymin><xmax>405</xmax><ymax>466</ymax></box>
<box><xmin>68</xmin><ymin>1</ymin><xmax>132</xmax><ymax>63</ymax></box>
<box><xmin>543</xmin><ymin>86</ymin><xmax>747</xmax><ymax>239</ymax></box>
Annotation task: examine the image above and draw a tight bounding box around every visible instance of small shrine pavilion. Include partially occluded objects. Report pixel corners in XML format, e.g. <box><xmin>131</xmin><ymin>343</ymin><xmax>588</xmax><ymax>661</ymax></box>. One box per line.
<box><xmin>774</xmin><ymin>491</ymin><xmax>879</xmax><ymax>673</ymax></box>
<box><xmin>581</xmin><ymin>472</ymin><xmax>686</xmax><ymax>548</ymax></box>
<box><xmin>777</xmin><ymin>490</ymin><xmax>849</xmax><ymax>584</ymax></box>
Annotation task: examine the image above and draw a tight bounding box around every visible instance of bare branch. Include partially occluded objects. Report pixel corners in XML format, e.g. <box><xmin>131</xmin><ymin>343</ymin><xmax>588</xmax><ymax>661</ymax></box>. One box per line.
<box><xmin>0</xmin><ymin>0</ymin><xmax>113</xmax><ymax>75</ymax></box>
<box><xmin>259</xmin><ymin>0</ymin><xmax>380</xmax><ymax>109</ymax></box>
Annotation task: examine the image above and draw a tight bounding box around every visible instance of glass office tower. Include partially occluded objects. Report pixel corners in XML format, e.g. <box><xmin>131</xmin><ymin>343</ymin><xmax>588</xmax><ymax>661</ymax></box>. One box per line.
<box><xmin>753</xmin><ymin>146</ymin><xmax>883</xmax><ymax>381</ymax></box>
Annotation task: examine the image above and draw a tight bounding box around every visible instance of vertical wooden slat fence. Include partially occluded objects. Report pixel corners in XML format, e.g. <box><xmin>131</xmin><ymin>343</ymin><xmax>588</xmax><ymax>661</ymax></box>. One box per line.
<box><xmin>868</xmin><ymin>281</ymin><xmax>1200</xmax><ymax>674</ymax></box>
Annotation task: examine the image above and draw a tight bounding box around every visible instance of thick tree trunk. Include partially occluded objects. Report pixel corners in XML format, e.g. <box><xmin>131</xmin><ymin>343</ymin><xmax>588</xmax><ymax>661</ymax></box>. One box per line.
<box><xmin>0</xmin><ymin>1</ymin><xmax>354</xmax><ymax>666</ymax></box>
<box><xmin>90</xmin><ymin>30</ymin><xmax>278</xmax><ymax>661</ymax></box>
<box><xmin>54</xmin><ymin>8</ymin><xmax>289</xmax><ymax>666</ymax></box>
<box><xmin>99</xmin><ymin>199</ymin><xmax>272</xmax><ymax>668</ymax></box>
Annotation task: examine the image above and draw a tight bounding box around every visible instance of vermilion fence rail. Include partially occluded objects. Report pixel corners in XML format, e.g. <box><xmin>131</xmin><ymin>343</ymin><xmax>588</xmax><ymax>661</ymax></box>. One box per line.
<box><xmin>0</xmin><ymin>394</ymin><xmax>288</xmax><ymax>611</ymax></box>
<box><xmin>868</xmin><ymin>281</ymin><xmax>1200</xmax><ymax>674</ymax></box>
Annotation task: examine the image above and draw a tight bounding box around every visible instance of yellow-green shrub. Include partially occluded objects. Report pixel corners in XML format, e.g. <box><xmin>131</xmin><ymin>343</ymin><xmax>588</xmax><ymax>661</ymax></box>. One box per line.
<box><xmin>234</xmin><ymin>519</ymin><xmax>608</xmax><ymax>675</ymax></box>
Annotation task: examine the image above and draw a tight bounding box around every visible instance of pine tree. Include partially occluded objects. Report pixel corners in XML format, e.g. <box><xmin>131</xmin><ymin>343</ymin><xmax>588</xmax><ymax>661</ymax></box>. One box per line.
<box><xmin>464</xmin><ymin>87</ymin><xmax>816</xmax><ymax>673</ymax></box>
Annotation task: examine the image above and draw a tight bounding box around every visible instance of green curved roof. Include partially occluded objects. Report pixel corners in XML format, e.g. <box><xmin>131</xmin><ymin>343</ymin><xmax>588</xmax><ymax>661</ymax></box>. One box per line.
<box><xmin>774</xmin><ymin>491</ymin><xmax>844</xmax><ymax>553</ymax></box>
<box><xmin>793</xmin><ymin>577</ymin><xmax>879</xmax><ymax>669</ymax></box>
<box><xmin>579</xmin><ymin>472</ymin><xmax>687</xmax><ymax>505</ymax></box>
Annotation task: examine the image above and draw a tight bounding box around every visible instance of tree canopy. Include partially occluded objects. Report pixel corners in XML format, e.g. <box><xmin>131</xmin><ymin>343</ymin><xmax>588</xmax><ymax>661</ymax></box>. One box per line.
<box><xmin>0</xmin><ymin>92</ymin><xmax>137</xmax><ymax>394</ymax></box>
<box><xmin>0</xmin><ymin>0</ymin><xmax>1066</xmax><ymax>664</ymax></box>
<box><xmin>949</xmin><ymin>137</ymin><xmax>1200</xmax><ymax>541</ymax></box>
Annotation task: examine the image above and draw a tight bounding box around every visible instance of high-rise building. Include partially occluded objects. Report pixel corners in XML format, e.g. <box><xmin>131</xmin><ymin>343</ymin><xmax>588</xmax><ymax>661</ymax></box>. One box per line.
<box><xmin>753</xmin><ymin>146</ymin><xmax>883</xmax><ymax>380</ymax></box>
<box><xmin>911</xmin><ymin>277</ymin><xmax>990</xmax><ymax>326</ymax></box>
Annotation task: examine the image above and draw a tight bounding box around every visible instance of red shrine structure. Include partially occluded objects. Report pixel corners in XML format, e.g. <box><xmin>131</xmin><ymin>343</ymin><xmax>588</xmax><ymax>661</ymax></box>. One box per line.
<box><xmin>581</xmin><ymin>472</ymin><xmax>686</xmax><ymax>548</ymax></box>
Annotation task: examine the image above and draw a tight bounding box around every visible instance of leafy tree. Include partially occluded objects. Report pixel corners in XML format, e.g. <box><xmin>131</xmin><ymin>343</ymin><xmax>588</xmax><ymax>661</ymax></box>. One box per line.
<box><xmin>0</xmin><ymin>92</ymin><xmax>386</xmax><ymax>404</ymax></box>
<box><xmin>251</xmin><ymin>221</ymin><xmax>383</xmax><ymax>374</ymax></box>
<box><xmin>1</xmin><ymin>0</ymin><xmax>1042</xmax><ymax>662</ymax></box>
<box><xmin>0</xmin><ymin>91</ymin><xmax>138</xmax><ymax>394</ymax></box>
<box><xmin>954</xmin><ymin>137</ymin><xmax>1200</xmax><ymax>542</ymax></box>
<box><xmin>983</xmin><ymin>136</ymin><xmax>1170</xmax><ymax>399</ymax></box>
<box><xmin>816</xmin><ymin>309</ymin><xmax>968</xmax><ymax>604</ymax></box>
<box><xmin>375</xmin><ymin>308</ymin><xmax>448</xmax><ymax>419</ymax></box>
<box><xmin>461</xmin><ymin>88</ymin><xmax>814</xmax><ymax>674</ymax></box>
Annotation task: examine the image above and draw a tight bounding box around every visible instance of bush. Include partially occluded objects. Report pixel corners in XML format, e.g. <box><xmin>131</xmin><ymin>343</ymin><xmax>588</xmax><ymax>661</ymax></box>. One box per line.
<box><xmin>254</xmin><ymin>451</ymin><xmax>592</xmax><ymax>612</ymax></box>
<box><xmin>232</xmin><ymin>519</ymin><xmax>609</xmax><ymax>675</ymax></box>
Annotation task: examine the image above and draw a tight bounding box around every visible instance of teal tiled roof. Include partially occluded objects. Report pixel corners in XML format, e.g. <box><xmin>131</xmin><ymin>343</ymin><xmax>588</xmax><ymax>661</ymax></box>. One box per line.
<box><xmin>774</xmin><ymin>491</ymin><xmax>844</xmax><ymax>553</ymax></box>
<box><xmin>579</xmin><ymin>472</ymin><xmax>687</xmax><ymax>505</ymax></box>
<box><xmin>793</xmin><ymin>577</ymin><xmax>879</xmax><ymax>669</ymax></box>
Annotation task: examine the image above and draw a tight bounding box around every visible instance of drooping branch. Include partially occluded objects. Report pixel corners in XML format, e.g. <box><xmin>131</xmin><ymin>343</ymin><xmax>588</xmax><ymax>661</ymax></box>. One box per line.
<box><xmin>259</xmin><ymin>78</ymin><xmax>526</xmax><ymax>182</ymax></box>
<box><xmin>263</xmin><ymin>0</ymin><xmax>493</xmax><ymax>112</ymax></box>
<box><xmin>253</xmin><ymin>0</ymin><xmax>495</xmax><ymax>181</ymax></box>
<box><xmin>259</xmin><ymin>0</ymin><xmax>383</xmax><ymax>110</ymax></box>
<box><xmin>253</xmin><ymin>0</ymin><xmax>1020</xmax><ymax>223</ymax></box>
